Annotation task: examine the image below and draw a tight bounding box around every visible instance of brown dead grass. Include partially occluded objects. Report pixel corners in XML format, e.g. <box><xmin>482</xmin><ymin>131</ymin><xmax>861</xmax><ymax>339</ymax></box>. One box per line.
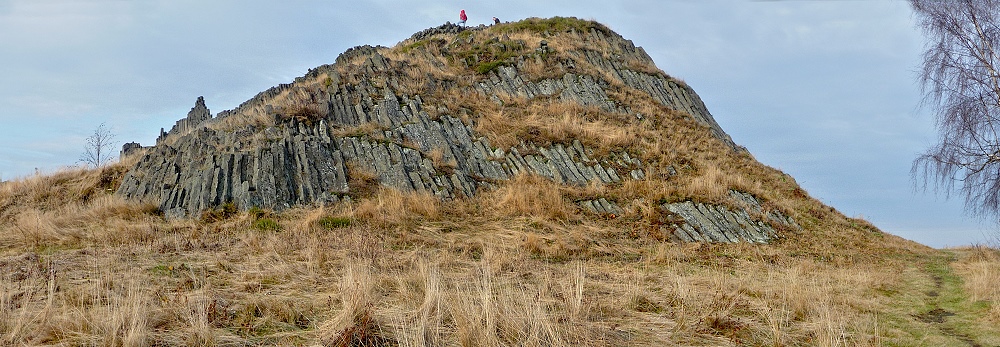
<box><xmin>474</xmin><ymin>98</ymin><xmax>641</xmax><ymax>152</ymax></box>
<box><xmin>0</xmin><ymin>163</ymin><xmax>984</xmax><ymax>346</ymax></box>
<box><xmin>951</xmin><ymin>245</ymin><xmax>1000</xmax><ymax>322</ymax></box>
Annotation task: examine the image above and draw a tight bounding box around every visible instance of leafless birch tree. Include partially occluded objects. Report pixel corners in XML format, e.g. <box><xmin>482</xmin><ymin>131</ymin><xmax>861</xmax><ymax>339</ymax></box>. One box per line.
<box><xmin>911</xmin><ymin>0</ymin><xmax>1000</xmax><ymax>218</ymax></box>
<box><xmin>80</xmin><ymin>122</ymin><xmax>117</xmax><ymax>168</ymax></box>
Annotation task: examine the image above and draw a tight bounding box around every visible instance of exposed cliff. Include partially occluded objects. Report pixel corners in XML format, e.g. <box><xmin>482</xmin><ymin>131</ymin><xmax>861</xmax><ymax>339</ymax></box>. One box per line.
<box><xmin>117</xmin><ymin>18</ymin><xmax>797</xmax><ymax>243</ymax></box>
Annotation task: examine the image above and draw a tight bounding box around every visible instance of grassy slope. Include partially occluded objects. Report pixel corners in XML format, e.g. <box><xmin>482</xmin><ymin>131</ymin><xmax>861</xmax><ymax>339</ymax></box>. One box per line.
<box><xmin>2</xmin><ymin>163</ymin><xmax>998</xmax><ymax>346</ymax></box>
<box><xmin>2</xmin><ymin>17</ymin><xmax>998</xmax><ymax>346</ymax></box>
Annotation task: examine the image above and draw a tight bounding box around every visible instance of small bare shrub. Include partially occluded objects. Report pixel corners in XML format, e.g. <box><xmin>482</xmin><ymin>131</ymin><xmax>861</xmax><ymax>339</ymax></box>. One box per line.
<box><xmin>280</xmin><ymin>104</ymin><xmax>324</xmax><ymax>125</ymax></box>
<box><xmin>347</xmin><ymin>161</ymin><xmax>381</xmax><ymax>199</ymax></box>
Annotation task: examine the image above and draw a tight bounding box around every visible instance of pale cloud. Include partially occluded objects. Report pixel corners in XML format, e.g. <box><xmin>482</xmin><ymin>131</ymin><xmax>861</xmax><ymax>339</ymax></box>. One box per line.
<box><xmin>0</xmin><ymin>0</ymin><xmax>137</xmax><ymax>49</ymax></box>
<box><xmin>3</xmin><ymin>94</ymin><xmax>98</xmax><ymax>119</ymax></box>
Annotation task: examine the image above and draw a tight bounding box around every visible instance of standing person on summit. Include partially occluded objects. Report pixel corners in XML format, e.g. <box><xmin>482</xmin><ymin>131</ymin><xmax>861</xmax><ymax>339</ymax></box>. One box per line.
<box><xmin>459</xmin><ymin>9</ymin><xmax>467</xmax><ymax>26</ymax></box>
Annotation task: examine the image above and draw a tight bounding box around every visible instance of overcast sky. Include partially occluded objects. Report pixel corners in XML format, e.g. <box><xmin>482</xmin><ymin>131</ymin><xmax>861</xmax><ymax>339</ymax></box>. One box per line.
<box><xmin>0</xmin><ymin>0</ymin><xmax>992</xmax><ymax>247</ymax></box>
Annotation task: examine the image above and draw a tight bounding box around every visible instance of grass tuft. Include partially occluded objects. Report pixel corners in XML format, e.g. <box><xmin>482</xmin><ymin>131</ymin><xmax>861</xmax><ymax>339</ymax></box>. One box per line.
<box><xmin>318</xmin><ymin>216</ymin><xmax>352</xmax><ymax>229</ymax></box>
<box><xmin>252</xmin><ymin>218</ymin><xmax>281</xmax><ymax>232</ymax></box>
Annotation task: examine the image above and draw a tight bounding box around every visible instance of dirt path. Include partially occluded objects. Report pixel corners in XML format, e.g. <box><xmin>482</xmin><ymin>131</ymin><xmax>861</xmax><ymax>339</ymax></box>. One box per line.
<box><xmin>913</xmin><ymin>254</ymin><xmax>984</xmax><ymax>347</ymax></box>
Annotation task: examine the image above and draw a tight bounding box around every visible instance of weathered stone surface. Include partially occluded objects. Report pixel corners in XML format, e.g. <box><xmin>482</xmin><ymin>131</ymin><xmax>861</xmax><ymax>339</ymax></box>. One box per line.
<box><xmin>661</xmin><ymin>190</ymin><xmax>800</xmax><ymax>244</ymax></box>
<box><xmin>157</xmin><ymin>96</ymin><xmax>213</xmax><ymax>145</ymax></box>
<box><xmin>408</xmin><ymin>23</ymin><xmax>474</xmax><ymax>42</ymax></box>
<box><xmin>117</xmin><ymin>87</ymin><xmax>626</xmax><ymax>218</ymax></box>
<box><xmin>116</xmin><ymin>19</ymin><xmax>779</xmax><ymax>244</ymax></box>
<box><xmin>120</xmin><ymin>142</ymin><xmax>143</xmax><ymax>158</ymax></box>
<box><xmin>578</xmin><ymin>198</ymin><xmax>623</xmax><ymax>216</ymax></box>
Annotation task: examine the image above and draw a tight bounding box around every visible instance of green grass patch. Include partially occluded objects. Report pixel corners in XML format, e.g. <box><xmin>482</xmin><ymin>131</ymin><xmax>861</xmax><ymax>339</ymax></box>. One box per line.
<box><xmin>403</xmin><ymin>39</ymin><xmax>427</xmax><ymax>52</ymax></box>
<box><xmin>318</xmin><ymin>216</ymin><xmax>352</xmax><ymax>229</ymax></box>
<box><xmin>446</xmin><ymin>34</ymin><xmax>527</xmax><ymax>75</ymax></box>
<box><xmin>475</xmin><ymin>61</ymin><xmax>505</xmax><ymax>75</ymax></box>
<box><xmin>494</xmin><ymin>17</ymin><xmax>608</xmax><ymax>36</ymax></box>
<box><xmin>253</xmin><ymin>218</ymin><xmax>281</xmax><ymax>232</ymax></box>
<box><xmin>877</xmin><ymin>252</ymin><xmax>999</xmax><ymax>346</ymax></box>
<box><xmin>149</xmin><ymin>264</ymin><xmax>172</xmax><ymax>276</ymax></box>
<box><xmin>149</xmin><ymin>263</ymin><xmax>188</xmax><ymax>277</ymax></box>
<box><xmin>927</xmin><ymin>251</ymin><xmax>1000</xmax><ymax>345</ymax></box>
<box><xmin>402</xmin><ymin>38</ymin><xmax>446</xmax><ymax>54</ymax></box>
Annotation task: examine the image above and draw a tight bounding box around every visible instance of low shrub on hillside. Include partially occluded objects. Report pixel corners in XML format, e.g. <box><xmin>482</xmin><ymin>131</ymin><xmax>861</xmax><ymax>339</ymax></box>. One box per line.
<box><xmin>200</xmin><ymin>202</ymin><xmax>239</xmax><ymax>223</ymax></box>
<box><xmin>318</xmin><ymin>216</ymin><xmax>352</xmax><ymax>229</ymax></box>
<box><xmin>280</xmin><ymin>104</ymin><xmax>324</xmax><ymax>126</ymax></box>
<box><xmin>253</xmin><ymin>218</ymin><xmax>281</xmax><ymax>232</ymax></box>
<box><xmin>495</xmin><ymin>17</ymin><xmax>611</xmax><ymax>37</ymax></box>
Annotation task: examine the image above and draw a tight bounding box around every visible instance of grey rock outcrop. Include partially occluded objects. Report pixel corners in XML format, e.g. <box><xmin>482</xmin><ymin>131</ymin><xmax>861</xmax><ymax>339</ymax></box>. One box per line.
<box><xmin>120</xmin><ymin>142</ymin><xmax>144</xmax><ymax>158</ymax></box>
<box><xmin>662</xmin><ymin>191</ymin><xmax>799</xmax><ymax>244</ymax></box>
<box><xmin>116</xmin><ymin>18</ymin><xmax>786</xmax><ymax>243</ymax></box>
<box><xmin>157</xmin><ymin>96</ymin><xmax>213</xmax><ymax>145</ymax></box>
<box><xmin>408</xmin><ymin>23</ymin><xmax>474</xmax><ymax>42</ymax></box>
<box><xmin>117</xmin><ymin>87</ymin><xmax>632</xmax><ymax>218</ymax></box>
<box><xmin>472</xmin><ymin>28</ymin><xmax>735</xmax><ymax>147</ymax></box>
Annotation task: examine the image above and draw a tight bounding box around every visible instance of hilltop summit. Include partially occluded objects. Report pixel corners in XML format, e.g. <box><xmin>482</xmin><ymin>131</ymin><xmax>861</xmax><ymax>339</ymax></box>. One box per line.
<box><xmin>117</xmin><ymin>18</ymin><xmax>793</xmax><ymax>243</ymax></box>
<box><xmin>5</xmin><ymin>17</ymin><xmax>975</xmax><ymax>347</ymax></box>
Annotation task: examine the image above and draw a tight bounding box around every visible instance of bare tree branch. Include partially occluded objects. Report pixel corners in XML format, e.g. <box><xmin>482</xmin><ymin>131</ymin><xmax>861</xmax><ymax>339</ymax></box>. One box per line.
<box><xmin>911</xmin><ymin>0</ymin><xmax>1000</xmax><ymax>218</ymax></box>
<box><xmin>80</xmin><ymin>122</ymin><xmax>117</xmax><ymax>168</ymax></box>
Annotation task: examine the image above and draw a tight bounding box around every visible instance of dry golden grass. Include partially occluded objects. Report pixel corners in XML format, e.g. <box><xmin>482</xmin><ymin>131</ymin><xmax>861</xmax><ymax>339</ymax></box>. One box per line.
<box><xmin>951</xmin><ymin>245</ymin><xmax>1000</xmax><ymax>322</ymax></box>
<box><xmin>484</xmin><ymin>174</ymin><xmax>577</xmax><ymax>222</ymax></box>
<box><xmin>2</xmin><ymin>163</ymin><xmax>996</xmax><ymax>346</ymax></box>
<box><xmin>383</xmin><ymin>43</ymin><xmax>454</xmax><ymax>96</ymax></box>
<box><xmin>335</xmin><ymin>52</ymin><xmax>376</xmax><ymax>84</ymax></box>
<box><xmin>474</xmin><ymin>100</ymin><xmax>641</xmax><ymax>152</ymax></box>
<box><xmin>205</xmin><ymin>73</ymin><xmax>333</xmax><ymax>135</ymax></box>
<box><xmin>331</xmin><ymin>121</ymin><xmax>386</xmax><ymax>138</ymax></box>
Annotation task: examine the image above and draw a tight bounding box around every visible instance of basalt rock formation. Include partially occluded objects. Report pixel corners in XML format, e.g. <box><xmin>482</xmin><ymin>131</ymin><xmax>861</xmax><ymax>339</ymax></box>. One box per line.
<box><xmin>158</xmin><ymin>96</ymin><xmax>213</xmax><ymax>145</ymax></box>
<box><xmin>117</xmin><ymin>18</ymin><xmax>798</xmax><ymax>243</ymax></box>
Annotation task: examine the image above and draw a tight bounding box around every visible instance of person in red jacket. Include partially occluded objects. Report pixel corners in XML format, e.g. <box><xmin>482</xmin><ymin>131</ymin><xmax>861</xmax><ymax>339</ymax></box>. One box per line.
<box><xmin>459</xmin><ymin>9</ymin><xmax>467</xmax><ymax>26</ymax></box>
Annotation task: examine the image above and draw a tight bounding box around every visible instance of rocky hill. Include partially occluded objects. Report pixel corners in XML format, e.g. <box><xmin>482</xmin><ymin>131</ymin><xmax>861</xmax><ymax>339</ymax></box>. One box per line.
<box><xmin>10</xmin><ymin>17</ymin><xmax>999</xmax><ymax>347</ymax></box>
<box><xmin>117</xmin><ymin>18</ymin><xmax>796</xmax><ymax>243</ymax></box>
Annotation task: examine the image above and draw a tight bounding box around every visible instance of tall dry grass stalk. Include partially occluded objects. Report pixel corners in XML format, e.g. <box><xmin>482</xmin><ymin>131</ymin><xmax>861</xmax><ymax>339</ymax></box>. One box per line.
<box><xmin>1</xmin><ymin>255</ymin><xmax>155</xmax><ymax>346</ymax></box>
<box><xmin>319</xmin><ymin>261</ymin><xmax>379</xmax><ymax>343</ymax></box>
<box><xmin>953</xmin><ymin>246</ymin><xmax>1000</xmax><ymax>322</ymax></box>
<box><xmin>351</xmin><ymin>188</ymin><xmax>441</xmax><ymax>228</ymax></box>
<box><xmin>415</xmin><ymin>261</ymin><xmax>445</xmax><ymax>346</ymax></box>
<box><xmin>485</xmin><ymin>174</ymin><xmax>576</xmax><ymax>221</ymax></box>
<box><xmin>443</xmin><ymin>254</ymin><xmax>568</xmax><ymax>347</ymax></box>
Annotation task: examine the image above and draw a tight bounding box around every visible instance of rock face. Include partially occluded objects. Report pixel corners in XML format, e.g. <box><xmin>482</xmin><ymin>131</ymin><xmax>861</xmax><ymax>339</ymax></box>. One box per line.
<box><xmin>120</xmin><ymin>142</ymin><xmax>143</xmax><ymax>158</ymax></box>
<box><xmin>116</xmin><ymin>18</ymin><xmax>797</xmax><ymax>243</ymax></box>
<box><xmin>663</xmin><ymin>191</ymin><xmax>798</xmax><ymax>244</ymax></box>
<box><xmin>158</xmin><ymin>96</ymin><xmax>213</xmax><ymax>145</ymax></box>
<box><xmin>118</xmin><ymin>91</ymin><xmax>638</xmax><ymax>217</ymax></box>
